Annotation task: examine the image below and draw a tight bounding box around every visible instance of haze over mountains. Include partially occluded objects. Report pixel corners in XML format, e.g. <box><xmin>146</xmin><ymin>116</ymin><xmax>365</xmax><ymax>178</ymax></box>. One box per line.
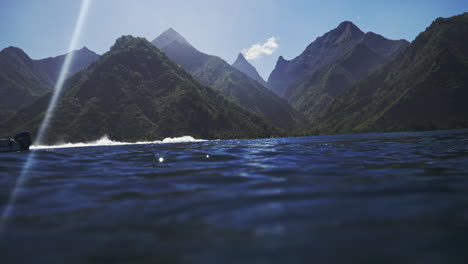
<box><xmin>4</xmin><ymin>36</ymin><xmax>276</xmax><ymax>144</ymax></box>
<box><xmin>36</xmin><ymin>47</ymin><xmax>100</xmax><ymax>85</ymax></box>
<box><xmin>315</xmin><ymin>13</ymin><xmax>468</xmax><ymax>133</ymax></box>
<box><xmin>267</xmin><ymin>21</ymin><xmax>409</xmax><ymax>98</ymax></box>
<box><xmin>0</xmin><ymin>46</ymin><xmax>99</xmax><ymax>111</ymax></box>
<box><xmin>1</xmin><ymin>12</ymin><xmax>467</xmax><ymax>142</ymax></box>
<box><xmin>152</xmin><ymin>28</ymin><xmax>304</xmax><ymax>131</ymax></box>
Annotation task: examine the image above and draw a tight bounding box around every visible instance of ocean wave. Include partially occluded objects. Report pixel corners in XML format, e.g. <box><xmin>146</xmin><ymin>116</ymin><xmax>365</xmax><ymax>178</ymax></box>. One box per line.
<box><xmin>31</xmin><ymin>135</ymin><xmax>205</xmax><ymax>149</ymax></box>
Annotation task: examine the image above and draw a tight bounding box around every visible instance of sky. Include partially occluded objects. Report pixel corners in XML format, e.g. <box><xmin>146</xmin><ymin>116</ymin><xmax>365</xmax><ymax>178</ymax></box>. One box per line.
<box><xmin>1</xmin><ymin>0</ymin><xmax>467</xmax><ymax>80</ymax></box>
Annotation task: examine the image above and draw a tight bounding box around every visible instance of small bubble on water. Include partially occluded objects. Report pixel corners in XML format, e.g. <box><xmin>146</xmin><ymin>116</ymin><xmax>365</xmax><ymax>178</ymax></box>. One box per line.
<box><xmin>158</xmin><ymin>157</ymin><xmax>164</xmax><ymax>163</ymax></box>
<box><xmin>206</xmin><ymin>155</ymin><xmax>210</xmax><ymax>158</ymax></box>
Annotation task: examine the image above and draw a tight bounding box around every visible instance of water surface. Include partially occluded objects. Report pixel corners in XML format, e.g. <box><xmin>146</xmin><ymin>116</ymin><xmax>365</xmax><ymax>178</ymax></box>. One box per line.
<box><xmin>1</xmin><ymin>130</ymin><xmax>468</xmax><ymax>263</ymax></box>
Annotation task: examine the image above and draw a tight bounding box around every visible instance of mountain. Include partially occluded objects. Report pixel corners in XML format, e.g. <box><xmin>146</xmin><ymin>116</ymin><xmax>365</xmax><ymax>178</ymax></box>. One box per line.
<box><xmin>231</xmin><ymin>53</ymin><xmax>266</xmax><ymax>86</ymax></box>
<box><xmin>4</xmin><ymin>36</ymin><xmax>277</xmax><ymax>144</ymax></box>
<box><xmin>267</xmin><ymin>21</ymin><xmax>409</xmax><ymax>97</ymax></box>
<box><xmin>36</xmin><ymin>46</ymin><xmax>100</xmax><ymax>83</ymax></box>
<box><xmin>286</xmin><ymin>42</ymin><xmax>387</xmax><ymax>120</ymax></box>
<box><xmin>152</xmin><ymin>28</ymin><xmax>193</xmax><ymax>49</ymax></box>
<box><xmin>315</xmin><ymin>13</ymin><xmax>468</xmax><ymax>134</ymax></box>
<box><xmin>152</xmin><ymin>29</ymin><xmax>304</xmax><ymax>131</ymax></box>
<box><xmin>0</xmin><ymin>47</ymin><xmax>52</xmax><ymax>111</ymax></box>
<box><xmin>0</xmin><ymin>46</ymin><xmax>100</xmax><ymax>113</ymax></box>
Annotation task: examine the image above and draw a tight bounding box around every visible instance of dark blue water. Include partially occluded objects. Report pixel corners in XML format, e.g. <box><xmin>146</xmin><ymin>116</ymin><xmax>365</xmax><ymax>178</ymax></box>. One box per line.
<box><xmin>1</xmin><ymin>129</ymin><xmax>468</xmax><ymax>264</ymax></box>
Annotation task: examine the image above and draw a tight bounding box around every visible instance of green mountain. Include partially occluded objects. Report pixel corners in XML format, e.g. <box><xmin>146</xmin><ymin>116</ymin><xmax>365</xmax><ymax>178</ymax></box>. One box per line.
<box><xmin>0</xmin><ymin>47</ymin><xmax>52</xmax><ymax>111</ymax></box>
<box><xmin>286</xmin><ymin>42</ymin><xmax>387</xmax><ymax>120</ymax></box>
<box><xmin>4</xmin><ymin>36</ymin><xmax>277</xmax><ymax>144</ymax></box>
<box><xmin>152</xmin><ymin>29</ymin><xmax>305</xmax><ymax>131</ymax></box>
<box><xmin>267</xmin><ymin>21</ymin><xmax>409</xmax><ymax>97</ymax></box>
<box><xmin>231</xmin><ymin>53</ymin><xmax>266</xmax><ymax>86</ymax></box>
<box><xmin>316</xmin><ymin>13</ymin><xmax>468</xmax><ymax>134</ymax></box>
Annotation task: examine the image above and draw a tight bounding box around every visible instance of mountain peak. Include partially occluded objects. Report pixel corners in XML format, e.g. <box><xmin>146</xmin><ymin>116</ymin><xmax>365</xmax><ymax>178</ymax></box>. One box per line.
<box><xmin>338</xmin><ymin>20</ymin><xmax>356</xmax><ymax>27</ymax></box>
<box><xmin>152</xmin><ymin>28</ymin><xmax>192</xmax><ymax>49</ymax></box>
<box><xmin>236</xmin><ymin>53</ymin><xmax>248</xmax><ymax>62</ymax></box>
<box><xmin>111</xmin><ymin>35</ymin><xmax>154</xmax><ymax>52</ymax></box>
<box><xmin>79</xmin><ymin>46</ymin><xmax>90</xmax><ymax>52</ymax></box>
<box><xmin>0</xmin><ymin>46</ymin><xmax>31</xmax><ymax>62</ymax></box>
<box><xmin>232</xmin><ymin>52</ymin><xmax>266</xmax><ymax>86</ymax></box>
<box><xmin>75</xmin><ymin>46</ymin><xmax>99</xmax><ymax>56</ymax></box>
<box><xmin>166</xmin><ymin>27</ymin><xmax>177</xmax><ymax>34</ymax></box>
<box><xmin>276</xmin><ymin>56</ymin><xmax>288</xmax><ymax>66</ymax></box>
<box><xmin>335</xmin><ymin>20</ymin><xmax>363</xmax><ymax>37</ymax></box>
<box><xmin>1</xmin><ymin>46</ymin><xmax>27</xmax><ymax>55</ymax></box>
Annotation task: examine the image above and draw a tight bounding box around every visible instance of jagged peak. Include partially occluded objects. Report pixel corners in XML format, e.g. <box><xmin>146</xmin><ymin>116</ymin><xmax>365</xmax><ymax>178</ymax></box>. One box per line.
<box><xmin>237</xmin><ymin>52</ymin><xmax>246</xmax><ymax>60</ymax></box>
<box><xmin>235</xmin><ymin>53</ymin><xmax>248</xmax><ymax>63</ymax></box>
<box><xmin>274</xmin><ymin>56</ymin><xmax>289</xmax><ymax>68</ymax></box>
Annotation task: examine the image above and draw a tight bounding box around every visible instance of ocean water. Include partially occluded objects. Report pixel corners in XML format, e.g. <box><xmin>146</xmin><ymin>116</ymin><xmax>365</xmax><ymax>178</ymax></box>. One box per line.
<box><xmin>1</xmin><ymin>129</ymin><xmax>468</xmax><ymax>264</ymax></box>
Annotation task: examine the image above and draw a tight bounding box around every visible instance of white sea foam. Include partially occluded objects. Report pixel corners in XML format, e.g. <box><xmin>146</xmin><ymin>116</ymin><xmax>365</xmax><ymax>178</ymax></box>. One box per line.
<box><xmin>31</xmin><ymin>135</ymin><xmax>205</xmax><ymax>150</ymax></box>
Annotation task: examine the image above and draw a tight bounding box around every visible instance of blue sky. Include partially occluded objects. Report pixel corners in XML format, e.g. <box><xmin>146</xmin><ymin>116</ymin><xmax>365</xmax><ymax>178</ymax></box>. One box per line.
<box><xmin>1</xmin><ymin>0</ymin><xmax>467</xmax><ymax>79</ymax></box>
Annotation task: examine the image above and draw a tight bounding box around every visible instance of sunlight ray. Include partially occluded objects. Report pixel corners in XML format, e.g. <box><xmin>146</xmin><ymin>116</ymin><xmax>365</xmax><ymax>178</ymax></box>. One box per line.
<box><xmin>0</xmin><ymin>0</ymin><xmax>91</xmax><ymax>234</ymax></box>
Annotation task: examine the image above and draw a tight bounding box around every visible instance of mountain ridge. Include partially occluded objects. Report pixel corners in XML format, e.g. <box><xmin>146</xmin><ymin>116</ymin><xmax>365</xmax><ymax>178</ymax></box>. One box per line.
<box><xmin>267</xmin><ymin>21</ymin><xmax>409</xmax><ymax>97</ymax></box>
<box><xmin>4</xmin><ymin>36</ymin><xmax>278</xmax><ymax>143</ymax></box>
<box><xmin>0</xmin><ymin>46</ymin><xmax>100</xmax><ymax>113</ymax></box>
<box><xmin>152</xmin><ymin>28</ymin><xmax>306</xmax><ymax>131</ymax></box>
<box><xmin>36</xmin><ymin>46</ymin><xmax>100</xmax><ymax>83</ymax></box>
<box><xmin>315</xmin><ymin>13</ymin><xmax>468</xmax><ymax>133</ymax></box>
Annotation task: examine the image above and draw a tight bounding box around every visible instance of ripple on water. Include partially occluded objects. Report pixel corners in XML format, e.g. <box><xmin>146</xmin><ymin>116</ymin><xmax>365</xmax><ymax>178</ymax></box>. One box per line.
<box><xmin>1</xmin><ymin>129</ymin><xmax>468</xmax><ymax>263</ymax></box>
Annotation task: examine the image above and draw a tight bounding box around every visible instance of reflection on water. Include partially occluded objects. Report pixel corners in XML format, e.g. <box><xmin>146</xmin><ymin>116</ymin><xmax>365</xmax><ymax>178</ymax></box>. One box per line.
<box><xmin>1</xmin><ymin>129</ymin><xmax>468</xmax><ymax>263</ymax></box>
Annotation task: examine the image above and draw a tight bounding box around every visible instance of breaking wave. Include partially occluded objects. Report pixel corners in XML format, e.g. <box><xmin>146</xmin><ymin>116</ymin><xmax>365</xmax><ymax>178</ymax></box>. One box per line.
<box><xmin>31</xmin><ymin>135</ymin><xmax>206</xmax><ymax>150</ymax></box>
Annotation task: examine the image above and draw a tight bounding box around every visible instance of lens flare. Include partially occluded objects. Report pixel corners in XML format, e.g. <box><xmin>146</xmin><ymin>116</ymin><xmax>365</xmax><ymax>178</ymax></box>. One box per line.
<box><xmin>0</xmin><ymin>0</ymin><xmax>91</xmax><ymax>234</ymax></box>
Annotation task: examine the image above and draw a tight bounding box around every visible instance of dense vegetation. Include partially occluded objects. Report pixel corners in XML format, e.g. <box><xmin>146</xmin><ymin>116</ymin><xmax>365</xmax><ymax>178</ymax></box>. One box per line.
<box><xmin>286</xmin><ymin>42</ymin><xmax>387</xmax><ymax>120</ymax></box>
<box><xmin>2</xmin><ymin>14</ymin><xmax>468</xmax><ymax>142</ymax></box>
<box><xmin>152</xmin><ymin>29</ymin><xmax>306</xmax><ymax>131</ymax></box>
<box><xmin>4</xmin><ymin>36</ymin><xmax>278</xmax><ymax>144</ymax></box>
<box><xmin>315</xmin><ymin>13</ymin><xmax>468</xmax><ymax>133</ymax></box>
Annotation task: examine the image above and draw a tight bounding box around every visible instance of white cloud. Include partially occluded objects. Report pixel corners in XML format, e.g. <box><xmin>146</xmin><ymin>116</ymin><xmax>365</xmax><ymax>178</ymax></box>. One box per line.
<box><xmin>242</xmin><ymin>36</ymin><xmax>279</xmax><ymax>60</ymax></box>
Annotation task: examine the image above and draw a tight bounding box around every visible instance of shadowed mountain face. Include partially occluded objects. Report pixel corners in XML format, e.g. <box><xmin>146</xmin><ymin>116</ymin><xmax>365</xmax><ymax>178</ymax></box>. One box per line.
<box><xmin>0</xmin><ymin>47</ymin><xmax>52</xmax><ymax>111</ymax></box>
<box><xmin>231</xmin><ymin>53</ymin><xmax>266</xmax><ymax>86</ymax></box>
<box><xmin>152</xmin><ymin>29</ymin><xmax>305</xmax><ymax>131</ymax></box>
<box><xmin>267</xmin><ymin>21</ymin><xmax>409</xmax><ymax>97</ymax></box>
<box><xmin>36</xmin><ymin>47</ymin><xmax>100</xmax><ymax>84</ymax></box>
<box><xmin>5</xmin><ymin>36</ymin><xmax>276</xmax><ymax>144</ymax></box>
<box><xmin>286</xmin><ymin>42</ymin><xmax>387</xmax><ymax>121</ymax></box>
<box><xmin>316</xmin><ymin>13</ymin><xmax>468</xmax><ymax>133</ymax></box>
<box><xmin>0</xmin><ymin>46</ymin><xmax>100</xmax><ymax>113</ymax></box>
